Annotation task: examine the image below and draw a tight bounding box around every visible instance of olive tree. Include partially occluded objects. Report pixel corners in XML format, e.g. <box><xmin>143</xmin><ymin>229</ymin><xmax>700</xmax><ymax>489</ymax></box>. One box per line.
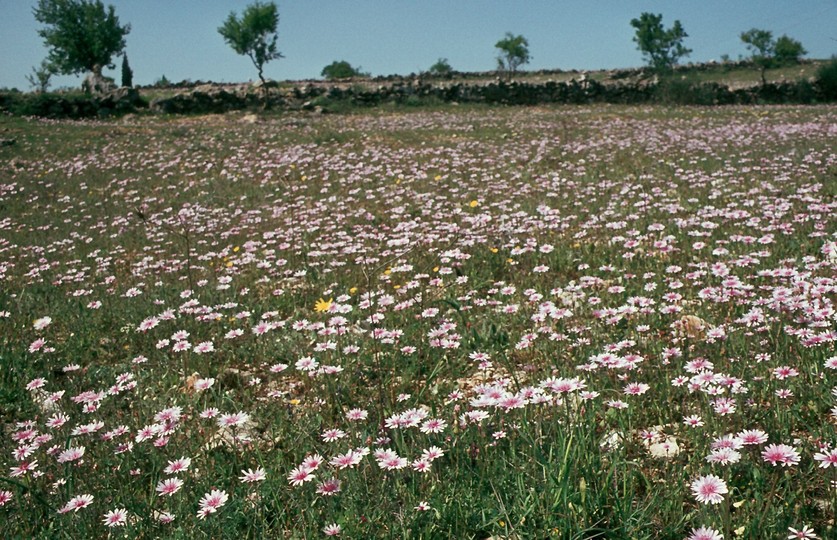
<box><xmin>495</xmin><ymin>33</ymin><xmax>530</xmax><ymax>80</ymax></box>
<box><xmin>33</xmin><ymin>0</ymin><xmax>130</xmax><ymax>89</ymax></box>
<box><xmin>741</xmin><ymin>29</ymin><xmax>807</xmax><ymax>85</ymax></box>
<box><xmin>26</xmin><ymin>60</ymin><xmax>56</xmax><ymax>93</ymax></box>
<box><xmin>218</xmin><ymin>1</ymin><xmax>282</xmax><ymax>92</ymax></box>
<box><xmin>321</xmin><ymin>60</ymin><xmax>366</xmax><ymax>80</ymax></box>
<box><xmin>630</xmin><ymin>13</ymin><xmax>691</xmax><ymax>72</ymax></box>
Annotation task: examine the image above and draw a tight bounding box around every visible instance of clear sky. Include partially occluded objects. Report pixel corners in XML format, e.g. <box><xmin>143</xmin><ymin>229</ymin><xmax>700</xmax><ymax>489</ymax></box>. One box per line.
<box><xmin>1</xmin><ymin>0</ymin><xmax>836</xmax><ymax>90</ymax></box>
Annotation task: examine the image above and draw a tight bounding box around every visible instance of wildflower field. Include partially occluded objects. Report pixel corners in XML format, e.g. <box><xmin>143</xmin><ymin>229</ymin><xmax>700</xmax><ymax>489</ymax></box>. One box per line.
<box><xmin>1</xmin><ymin>104</ymin><xmax>836</xmax><ymax>539</ymax></box>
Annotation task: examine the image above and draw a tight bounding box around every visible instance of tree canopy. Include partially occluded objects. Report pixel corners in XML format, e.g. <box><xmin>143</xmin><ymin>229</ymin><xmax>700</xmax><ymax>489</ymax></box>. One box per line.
<box><xmin>218</xmin><ymin>1</ymin><xmax>282</xmax><ymax>86</ymax></box>
<box><xmin>428</xmin><ymin>58</ymin><xmax>454</xmax><ymax>77</ymax></box>
<box><xmin>33</xmin><ymin>0</ymin><xmax>130</xmax><ymax>77</ymax></box>
<box><xmin>630</xmin><ymin>13</ymin><xmax>691</xmax><ymax>72</ymax></box>
<box><xmin>321</xmin><ymin>61</ymin><xmax>367</xmax><ymax>80</ymax></box>
<box><xmin>495</xmin><ymin>33</ymin><xmax>531</xmax><ymax>80</ymax></box>
<box><xmin>741</xmin><ymin>29</ymin><xmax>807</xmax><ymax>84</ymax></box>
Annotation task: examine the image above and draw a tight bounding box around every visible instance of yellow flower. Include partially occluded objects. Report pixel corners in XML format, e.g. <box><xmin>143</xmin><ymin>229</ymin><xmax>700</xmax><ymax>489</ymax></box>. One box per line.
<box><xmin>314</xmin><ymin>298</ymin><xmax>333</xmax><ymax>313</ymax></box>
<box><xmin>349</xmin><ymin>287</ymin><xmax>358</xmax><ymax>295</ymax></box>
<box><xmin>434</xmin><ymin>174</ymin><xmax>442</xmax><ymax>181</ymax></box>
<box><xmin>288</xmin><ymin>398</ymin><xmax>300</xmax><ymax>406</ymax></box>
<box><xmin>469</xmin><ymin>200</ymin><xmax>479</xmax><ymax>208</ymax></box>
<box><xmin>490</xmin><ymin>247</ymin><xmax>498</xmax><ymax>253</ymax></box>
<box><xmin>233</xmin><ymin>246</ymin><xmax>240</xmax><ymax>252</ymax></box>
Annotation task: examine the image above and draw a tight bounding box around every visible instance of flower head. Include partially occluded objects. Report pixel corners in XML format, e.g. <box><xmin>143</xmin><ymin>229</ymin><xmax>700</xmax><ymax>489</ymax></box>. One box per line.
<box><xmin>690</xmin><ymin>474</ymin><xmax>728</xmax><ymax>505</ymax></box>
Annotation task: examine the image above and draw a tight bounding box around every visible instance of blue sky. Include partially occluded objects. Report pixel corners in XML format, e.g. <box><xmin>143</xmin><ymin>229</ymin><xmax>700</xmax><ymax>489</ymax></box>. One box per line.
<box><xmin>1</xmin><ymin>0</ymin><xmax>836</xmax><ymax>89</ymax></box>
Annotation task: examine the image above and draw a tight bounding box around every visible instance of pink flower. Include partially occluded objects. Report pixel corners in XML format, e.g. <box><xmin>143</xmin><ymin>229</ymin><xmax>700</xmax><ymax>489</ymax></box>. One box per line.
<box><xmin>156</xmin><ymin>478</ymin><xmax>184</xmax><ymax>496</ymax></box>
<box><xmin>58</xmin><ymin>494</ymin><xmax>94</xmax><ymax>513</ymax></box>
<box><xmin>0</xmin><ymin>490</ymin><xmax>13</xmax><ymax>507</ymax></box>
<box><xmin>287</xmin><ymin>466</ymin><xmax>315</xmax><ymax>486</ymax></box>
<box><xmin>687</xmin><ymin>526</ymin><xmax>723</xmax><ymax>540</ymax></box>
<box><xmin>239</xmin><ymin>467</ymin><xmax>266</xmax><ymax>483</ymax></box>
<box><xmin>813</xmin><ymin>448</ymin><xmax>837</xmax><ymax>469</ymax></box>
<box><xmin>345</xmin><ymin>408</ymin><xmax>368</xmax><ymax>421</ymax></box>
<box><xmin>787</xmin><ymin>525</ymin><xmax>818</xmax><ymax>539</ymax></box>
<box><xmin>737</xmin><ymin>429</ymin><xmax>768</xmax><ymax>445</ymax></box>
<box><xmin>323</xmin><ymin>523</ymin><xmax>342</xmax><ymax>536</ymax></box>
<box><xmin>164</xmin><ymin>457</ymin><xmax>191</xmax><ymax>475</ymax></box>
<box><xmin>57</xmin><ymin>446</ymin><xmax>85</xmax><ymax>463</ymax></box>
<box><xmin>420</xmin><ymin>418</ymin><xmax>447</xmax><ymax>434</ymax></box>
<box><xmin>690</xmin><ymin>474</ymin><xmax>728</xmax><ymax>505</ymax></box>
<box><xmin>316</xmin><ymin>478</ymin><xmax>342</xmax><ymax>496</ymax></box>
<box><xmin>762</xmin><ymin>443</ymin><xmax>801</xmax><ymax>467</ymax></box>
<box><xmin>321</xmin><ymin>429</ymin><xmax>347</xmax><ymax>442</ymax></box>
<box><xmin>196</xmin><ymin>489</ymin><xmax>228</xmax><ymax>519</ymax></box>
<box><xmin>102</xmin><ymin>508</ymin><xmax>128</xmax><ymax>527</ymax></box>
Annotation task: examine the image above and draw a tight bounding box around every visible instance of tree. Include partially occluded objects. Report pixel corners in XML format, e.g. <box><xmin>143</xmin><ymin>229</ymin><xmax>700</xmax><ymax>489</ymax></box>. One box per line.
<box><xmin>740</xmin><ymin>28</ymin><xmax>775</xmax><ymax>84</ymax></box>
<box><xmin>630</xmin><ymin>13</ymin><xmax>691</xmax><ymax>72</ymax></box>
<box><xmin>321</xmin><ymin>60</ymin><xmax>366</xmax><ymax>80</ymax></box>
<box><xmin>495</xmin><ymin>33</ymin><xmax>530</xmax><ymax>80</ymax></box>
<box><xmin>774</xmin><ymin>35</ymin><xmax>807</xmax><ymax>65</ymax></box>
<box><xmin>428</xmin><ymin>58</ymin><xmax>454</xmax><ymax>77</ymax></box>
<box><xmin>218</xmin><ymin>1</ymin><xmax>282</xmax><ymax>90</ymax></box>
<box><xmin>26</xmin><ymin>60</ymin><xmax>55</xmax><ymax>93</ymax></box>
<box><xmin>33</xmin><ymin>0</ymin><xmax>130</xmax><ymax>81</ymax></box>
<box><xmin>741</xmin><ymin>29</ymin><xmax>806</xmax><ymax>85</ymax></box>
<box><xmin>121</xmin><ymin>54</ymin><xmax>133</xmax><ymax>88</ymax></box>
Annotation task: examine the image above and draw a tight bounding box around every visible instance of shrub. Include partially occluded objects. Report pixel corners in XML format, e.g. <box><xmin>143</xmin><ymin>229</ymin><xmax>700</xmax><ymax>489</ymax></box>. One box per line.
<box><xmin>815</xmin><ymin>56</ymin><xmax>837</xmax><ymax>101</ymax></box>
<box><xmin>321</xmin><ymin>61</ymin><xmax>367</xmax><ymax>80</ymax></box>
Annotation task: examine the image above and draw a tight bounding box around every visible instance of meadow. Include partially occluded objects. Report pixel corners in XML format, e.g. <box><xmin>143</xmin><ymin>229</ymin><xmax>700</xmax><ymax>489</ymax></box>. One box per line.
<box><xmin>0</xmin><ymin>103</ymin><xmax>836</xmax><ymax>539</ymax></box>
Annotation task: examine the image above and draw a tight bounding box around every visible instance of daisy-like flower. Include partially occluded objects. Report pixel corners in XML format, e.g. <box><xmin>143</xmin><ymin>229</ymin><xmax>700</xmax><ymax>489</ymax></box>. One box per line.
<box><xmin>787</xmin><ymin>525</ymin><xmax>818</xmax><ymax>539</ymax></box>
<box><xmin>321</xmin><ymin>429</ymin><xmax>347</xmax><ymax>442</ymax></box>
<box><xmin>705</xmin><ymin>447</ymin><xmax>741</xmax><ymax>465</ymax></box>
<box><xmin>217</xmin><ymin>411</ymin><xmax>250</xmax><ymax>428</ymax></box>
<box><xmin>193</xmin><ymin>341</ymin><xmax>215</xmax><ymax>354</ymax></box>
<box><xmin>421</xmin><ymin>446</ymin><xmax>445</xmax><ymax>461</ymax></box>
<box><xmin>33</xmin><ymin>316</ymin><xmax>52</xmax><ymax>330</ymax></box>
<box><xmin>737</xmin><ymin>429</ymin><xmax>768</xmax><ymax>445</ymax></box>
<box><xmin>102</xmin><ymin>508</ymin><xmax>128</xmax><ymax>527</ymax></box>
<box><xmin>156</xmin><ymin>478</ymin><xmax>184</xmax><ymax>496</ymax></box>
<box><xmin>762</xmin><ymin>443</ymin><xmax>801</xmax><ymax>467</ymax></box>
<box><xmin>420</xmin><ymin>418</ymin><xmax>447</xmax><ymax>434</ymax></box>
<box><xmin>10</xmin><ymin>460</ymin><xmax>38</xmax><ymax>478</ymax></box>
<box><xmin>415</xmin><ymin>501</ymin><xmax>432</xmax><ymax>511</ymax></box>
<box><xmin>57</xmin><ymin>446</ymin><xmax>85</xmax><ymax>463</ymax></box>
<box><xmin>194</xmin><ymin>378</ymin><xmax>215</xmax><ymax>391</ymax></box>
<box><xmin>690</xmin><ymin>474</ymin><xmax>728</xmax><ymax>505</ymax></box>
<box><xmin>301</xmin><ymin>454</ymin><xmax>324</xmax><ymax>471</ymax></box>
<box><xmin>323</xmin><ymin>523</ymin><xmax>341</xmax><ymax>536</ymax></box>
<box><xmin>287</xmin><ymin>465</ymin><xmax>315</xmax><ymax>486</ymax></box>
<box><xmin>196</xmin><ymin>489</ymin><xmax>228</xmax><ymax>519</ymax></box>
<box><xmin>412</xmin><ymin>458</ymin><xmax>432</xmax><ymax>472</ymax></box>
<box><xmin>346</xmin><ymin>408</ymin><xmax>368</xmax><ymax>421</ymax></box>
<box><xmin>0</xmin><ymin>490</ymin><xmax>13</xmax><ymax>507</ymax></box>
<box><xmin>813</xmin><ymin>448</ymin><xmax>837</xmax><ymax>468</ymax></box>
<box><xmin>58</xmin><ymin>494</ymin><xmax>94</xmax><ymax>513</ymax></box>
<box><xmin>239</xmin><ymin>467</ymin><xmax>266</xmax><ymax>483</ymax></box>
<box><xmin>623</xmin><ymin>382</ymin><xmax>650</xmax><ymax>395</ymax></box>
<box><xmin>314</xmin><ymin>298</ymin><xmax>333</xmax><ymax>313</ymax></box>
<box><xmin>316</xmin><ymin>477</ymin><xmax>342</xmax><ymax>496</ymax></box>
<box><xmin>330</xmin><ymin>450</ymin><xmax>362</xmax><ymax>469</ymax></box>
<box><xmin>156</xmin><ymin>511</ymin><xmax>175</xmax><ymax>524</ymax></box>
<box><xmin>687</xmin><ymin>526</ymin><xmax>724</xmax><ymax>540</ymax></box>
<box><xmin>683</xmin><ymin>415</ymin><xmax>704</xmax><ymax>428</ymax></box>
<box><xmin>164</xmin><ymin>457</ymin><xmax>191</xmax><ymax>475</ymax></box>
